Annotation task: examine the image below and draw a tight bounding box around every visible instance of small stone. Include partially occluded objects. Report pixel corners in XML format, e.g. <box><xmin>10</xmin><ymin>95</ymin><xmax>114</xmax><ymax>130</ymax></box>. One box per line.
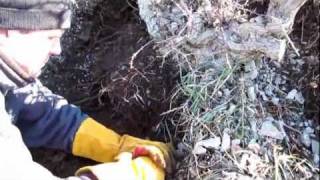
<box><xmin>244</xmin><ymin>61</ymin><xmax>258</xmax><ymax>80</ymax></box>
<box><xmin>286</xmin><ymin>89</ymin><xmax>298</xmax><ymax>100</ymax></box>
<box><xmin>300</xmin><ymin>130</ymin><xmax>311</xmax><ymax>147</ymax></box>
<box><xmin>286</xmin><ymin>89</ymin><xmax>305</xmax><ymax>104</ymax></box>
<box><xmin>311</xmin><ymin>139</ymin><xmax>319</xmax><ymax>160</ymax></box>
<box><xmin>198</xmin><ymin>137</ymin><xmax>221</xmax><ymax>149</ymax></box>
<box><xmin>299</xmin><ymin>122</ymin><xmax>304</xmax><ymax>127</ymax></box>
<box><xmin>289</xmin><ymin>121</ymin><xmax>295</xmax><ymax>126</ymax></box>
<box><xmin>314</xmin><ymin>154</ymin><xmax>320</xmax><ymax>167</ymax></box>
<box><xmin>271</xmin><ymin>97</ymin><xmax>280</xmax><ymax>105</ymax></box>
<box><xmin>193</xmin><ymin>137</ymin><xmax>222</xmax><ymax>155</ymax></box>
<box><xmin>230</xmin><ymin>32</ymin><xmax>242</xmax><ymax>43</ymax></box>
<box><xmin>193</xmin><ymin>145</ymin><xmax>207</xmax><ymax>155</ymax></box>
<box><xmin>259</xmin><ymin>118</ymin><xmax>286</xmax><ymax>140</ymax></box>
<box><xmin>223</xmin><ymin>89</ymin><xmax>231</xmax><ymax>97</ymax></box>
<box><xmin>264</xmin><ymin>84</ymin><xmax>274</xmax><ymax>97</ymax></box>
<box><xmin>259</xmin><ymin>91</ymin><xmax>269</xmax><ymax>101</ymax></box>
<box><xmin>221</xmin><ymin>131</ymin><xmax>231</xmax><ymax>151</ymax></box>
<box><xmin>227</xmin><ymin>103</ymin><xmax>237</xmax><ymax>114</ymax></box>
<box><xmin>274</xmin><ymin>76</ymin><xmax>282</xmax><ymax>85</ymax></box>
<box><xmin>305</xmin><ymin>127</ymin><xmax>314</xmax><ymax>134</ymax></box>
<box><xmin>304</xmin><ymin>122</ymin><xmax>309</xmax><ymax>127</ymax></box>
<box><xmin>247</xmin><ymin>86</ymin><xmax>256</xmax><ymax>102</ymax></box>
<box><xmin>295</xmin><ymin>91</ymin><xmax>305</xmax><ymax>104</ymax></box>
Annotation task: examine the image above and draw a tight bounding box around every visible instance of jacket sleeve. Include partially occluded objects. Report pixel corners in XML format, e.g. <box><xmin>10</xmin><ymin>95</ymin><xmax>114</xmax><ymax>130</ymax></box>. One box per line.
<box><xmin>0</xmin><ymin>93</ymin><xmax>82</xmax><ymax>180</ymax></box>
<box><xmin>4</xmin><ymin>81</ymin><xmax>88</xmax><ymax>153</ymax></box>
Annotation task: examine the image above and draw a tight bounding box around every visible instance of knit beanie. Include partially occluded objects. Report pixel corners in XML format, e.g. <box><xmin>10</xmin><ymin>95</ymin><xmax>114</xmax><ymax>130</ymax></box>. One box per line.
<box><xmin>0</xmin><ymin>0</ymin><xmax>72</xmax><ymax>30</ymax></box>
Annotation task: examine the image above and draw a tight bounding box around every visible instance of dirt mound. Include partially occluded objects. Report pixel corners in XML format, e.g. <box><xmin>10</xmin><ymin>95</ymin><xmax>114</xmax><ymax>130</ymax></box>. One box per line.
<box><xmin>36</xmin><ymin>0</ymin><xmax>177</xmax><ymax>177</ymax></box>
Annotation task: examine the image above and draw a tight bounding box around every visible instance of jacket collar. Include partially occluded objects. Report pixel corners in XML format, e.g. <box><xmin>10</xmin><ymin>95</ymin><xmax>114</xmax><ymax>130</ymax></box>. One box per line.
<box><xmin>0</xmin><ymin>57</ymin><xmax>34</xmax><ymax>94</ymax></box>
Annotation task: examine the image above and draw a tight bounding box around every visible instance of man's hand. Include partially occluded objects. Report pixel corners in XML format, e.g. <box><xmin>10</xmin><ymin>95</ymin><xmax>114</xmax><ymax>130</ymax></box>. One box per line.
<box><xmin>132</xmin><ymin>145</ymin><xmax>174</xmax><ymax>173</ymax></box>
<box><xmin>76</xmin><ymin>152</ymin><xmax>165</xmax><ymax>180</ymax></box>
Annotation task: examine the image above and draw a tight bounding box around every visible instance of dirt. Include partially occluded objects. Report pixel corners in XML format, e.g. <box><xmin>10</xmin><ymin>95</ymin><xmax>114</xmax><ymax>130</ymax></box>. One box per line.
<box><xmin>32</xmin><ymin>0</ymin><xmax>319</xmax><ymax>179</ymax></box>
<box><xmin>35</xmin><ymin>0</ymin><xmax>178</xmax><ymax>177</ymax></box>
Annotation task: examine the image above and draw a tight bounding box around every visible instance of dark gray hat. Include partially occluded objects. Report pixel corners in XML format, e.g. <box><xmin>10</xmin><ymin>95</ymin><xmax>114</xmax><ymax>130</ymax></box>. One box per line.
<box><xmin>0</xmin><ymin>0</ymin><xmax>72</xmax><ymax>30</ymax></box>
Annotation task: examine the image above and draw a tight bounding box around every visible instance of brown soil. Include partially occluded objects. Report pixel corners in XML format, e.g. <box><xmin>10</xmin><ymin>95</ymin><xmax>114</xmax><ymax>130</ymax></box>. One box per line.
<box><xmin>34</xmin><ymin>0</ymin><xmax>178</xmax><ymax>177</ymax></box>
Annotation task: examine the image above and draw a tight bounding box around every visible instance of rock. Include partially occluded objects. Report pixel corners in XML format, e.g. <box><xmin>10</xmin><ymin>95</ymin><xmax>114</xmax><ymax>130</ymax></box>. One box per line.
<box><xmin>221</xmin><ymin>131</ymin><xmax>231</xmax><ymax>151</ymax></box>
<box><xmin>300</xmin><ymin>130</ymin><xmax>311</xmax><ymax>147</ymax></box>
<box><xmin>305</xmin><ymin>127</ymin><xmax>314</xmax><ymax>134</ymax></box>
<box><xmin>274</xmin><ymin>75</ymin><xmax>282</xmax><ymax>85</ymax></box>
<box><xmin>247</xmin><ymin>86</ymin><xmax>256</xmax><ymax>101</ymax></box>
<box><xmin>311</xmin><ymin>139</ymin><xmax>319</xmax><ymax>156</ymax></box>
<box><xmin>193</xmin><ymin>137</ymin><xmax>221</xmax><ymax>154</ymax></box>
<box><xmin>244</xmin><ymin>61</ymin><xmax>258</xmax><ymax>80</ymax></box>
<box><xmin>295</xmin><ymin>91</ymin><xmax>305</xmax><ymax>104</ymax></box>
<box><xmin>199</xmin><ymin>137</ymin><xmax>221</xmax><ymax>149</ymax></box>
<box><xmin>259</xmin><ymin>117</ymin><xmax>286</xmax><ymax>140</ymax></box>
<box><xmin>223</xmin><ymin>88</ymin><xmax>231</xmax><ymax>97</ymax></box>
<box><xmin>264</xmin><ymin>84</ymin><xmax>274</xmax><ymax>97</ymax></box>
<box><xmin>271</xmin><ymin>97</ymin><xmax>280</xmax><ymax>105</ymax></box>
<box><xmin>193</xmin><ymin>144</ymin><xmax>207</xmax><ymax>155</ymax></box>
<box><xmin>286</xmin><ymin>89</ymin><xmax>298</xmax><ymax>99</ymax></box>
<box><xmin>286</xmin><ymin>89</ymin><xmax>305</xmax><ymax>104</ymax></box>
<box><xmin>176</xmin><ymin>142</ymin><xmax>188</xmax><ymax>157</ymax></box>
<box><xmin>311</xmin><ymin>139</ymin><xmax>320</xmax><ymax>166</ymax></box>
<box><xmin>227</xmin><ymin>103</ymin><xmax>237</xmax><ymax>114</ymax></box>
<box><xmin>314</xmin><ymin>154</ymin><xmax>319</xmax><ymax>167</ymax></box>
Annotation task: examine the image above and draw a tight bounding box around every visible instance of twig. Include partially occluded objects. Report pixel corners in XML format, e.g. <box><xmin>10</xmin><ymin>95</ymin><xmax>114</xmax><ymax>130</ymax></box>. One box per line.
<box><xmin>130</xmin><ymin>40</ymin><xmax>154</xmax><ymax>69</ymax></box>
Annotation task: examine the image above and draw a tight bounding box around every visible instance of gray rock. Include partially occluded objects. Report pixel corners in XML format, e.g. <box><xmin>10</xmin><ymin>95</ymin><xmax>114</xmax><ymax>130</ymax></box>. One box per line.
<box><xmin>264</xmin><ymin>84</ymin><xmax>274</xmax><ymax>97</ymax></box>
<box><xmin>311</xmin><ymin>139</ymin><xmax>319</xmax><ymax>155</ymax></box>
<box><xmin>271</xmin><ymin>97</ymin><xmax>280</xmax><ymax>105</ymax></box>
<box><xmin>259</xmin><ymin>118</ymin><xmax>286</xmax><ymax>140</ymax></box>
<box><xmin>300</xmin><ymin>130</ymin><xmax>311</xmax><ymax>147</ymax></box>
<box><xmin>223</xmin><ymin>88</ymin><xmax>231</xmax><ymax>97</ymax></box>
<box><xmin>247</xmin><ymin>86</ymin><xmax>256</xmax><ymax>102</ymax></box>
<box><xmin>305</xmin><ymin>127</ymin><xmax>314</xmax><ymax>134</ymax></box>
<box><xmin>244</xmin><ymin>61</ymin><xmax>258</xmax><ymax>80</ymax></box>
<box><xmin>286</xmin><ymin>89</ymin><xmax>298</xmax><ymax>100</ymax></box>
<box><xmin>221</xmin><ymin>131</ymin><xmax>231</xmax><ymax>151</ymax></box>
<box><xmin>286</xmin><ymin>89</ymin><xmax>305</xmax><ymax>104</ymax></box>
<box><xmin>274</xmin><ymin>75</ymin><xmax>282</xmax><ymax>85</ymax></box>
<box><xmin>259</xmin><ymin>91</ymin><xmax>269</xmax><ymax>101</ymax></box>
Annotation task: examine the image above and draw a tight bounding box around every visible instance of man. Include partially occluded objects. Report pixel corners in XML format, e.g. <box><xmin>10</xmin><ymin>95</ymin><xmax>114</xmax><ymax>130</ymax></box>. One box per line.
<box><xmin>0</xmin><ymin>0</ymin><xmax>171</xmax><ymax>179</ymax></box>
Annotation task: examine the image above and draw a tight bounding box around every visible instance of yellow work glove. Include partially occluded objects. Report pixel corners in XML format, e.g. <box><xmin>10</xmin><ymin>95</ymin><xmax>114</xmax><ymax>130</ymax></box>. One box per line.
<box><xmin>72</xmin><ymin>118</ymin><xmax>173</xmax><ymax>172</ymax></box>
<box><xmin>75</xmin><ymin>151</ymin><xmax>165</xmax><ymax>180</ymax></box>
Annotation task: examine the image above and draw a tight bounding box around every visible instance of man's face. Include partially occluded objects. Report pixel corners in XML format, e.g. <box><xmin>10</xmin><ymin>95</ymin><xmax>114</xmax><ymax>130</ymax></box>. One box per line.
<box><xmin>0</xmin><ymin>29</ymin><xmax>64</xmax><ymax>78</ymax></box>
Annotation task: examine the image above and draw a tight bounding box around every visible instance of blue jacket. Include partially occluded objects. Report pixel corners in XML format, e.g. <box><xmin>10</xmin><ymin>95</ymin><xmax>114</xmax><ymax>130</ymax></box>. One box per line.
<box><xmin>5</xmin><ymin>81</ymin><xmax>87</xmax><ymax>152</ymax></box>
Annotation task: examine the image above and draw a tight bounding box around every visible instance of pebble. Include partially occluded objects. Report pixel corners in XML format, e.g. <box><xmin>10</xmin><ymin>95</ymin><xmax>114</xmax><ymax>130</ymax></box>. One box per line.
<box><xmin>259</xmin><ymin>91</ymin><xmax>269</xmax><ymax>101</ymax></box>
<box><xmin>305</xmin><ymin>127</ymin><xmax>314</xmax><ymax>134</ymax></box>
<box><xmin>274</xmin><ymin>76</ymin><xmax>282</xmax><ymax>85</ymax></box>
<box><xmin>300</xmin><ymin>130</ymin><xmax>311</xmax><ymax>147</ymax></box>
<box><xmin>264</xmin><ymin>84</ymin><xmax>274</xmax><ymax>97</ymax></box>
<box><xmin>221</xmin><ymin>131</ymin><xmax>231</xmax><ymax>151</ymax></box>
<box><xmin>311</xmin><ymin>139</ymin><xmax>320</xmax><ymax>154</ymax></box>
<box><xmin>271</xmin><ymin>97</ymin><xmax>280</xmax><ymax>105</ymax></box>
<box><xmin>259</xmin><ymin>118</ymin><xmax>286</xmax><ymax>140</ymax></box>
<box><xmin>286</xmin><ymin>89</ymin><xmax>305</xmax><ymax>104</ymax></box>
<box><xmin>311</xmin><ymin>139</ymin><xmax>320</xmax><ymax>165</ymax></box>
<box><xmin>286</xmin><ymin>89</ymin><xmax>298</xmax><ymax>100</ymax></box>
<box><xmin>299</xmin><ymin>122</ymin><xmax>304</xmax><ymax>127</ymax></box>
<box><xmin>244</xmin><ymin>61</ymin><xmax>258</xmax><ymax>80</ymax></box>
<box><xmin>247</xmin><ymin>86</ymin><xmax>256</xmax><ymax>101</ymax></box>
<box><xmin>223</xmin><ymin>88</ymin><xmax>231</xmax><ymax>97</ymax></box>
